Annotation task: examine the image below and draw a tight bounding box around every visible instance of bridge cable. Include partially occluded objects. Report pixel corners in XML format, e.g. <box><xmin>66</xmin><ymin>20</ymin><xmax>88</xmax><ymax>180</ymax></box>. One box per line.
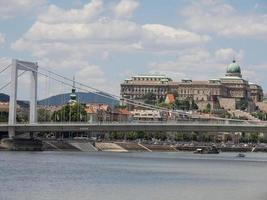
<box><xmin>0</xmin><ymin>64</ymin><xmax>11</xmax><ymax>75</ymax></box>
<box><xmin>18</xmin><ymin>62</ymin><xmax>256</xmax><ymax>123</ymax></box>
<box><xmin>16</xmin><ymin>63</ymin><xmax>240</xmax><ymax>123</ymax></box>
<box><xmin>38</xmin><ymin>67</ymin><xmax>173</xmax><ymax>113</ymax></box>
<box><xmin>19</xmin><ymin>62</ymin><xmax>174</xmax><ymax>114</ymax></box>
<box><xmin>0</xmin><ymin>71</ymin><xmax>27</xmax><ymax>92</ymax></box>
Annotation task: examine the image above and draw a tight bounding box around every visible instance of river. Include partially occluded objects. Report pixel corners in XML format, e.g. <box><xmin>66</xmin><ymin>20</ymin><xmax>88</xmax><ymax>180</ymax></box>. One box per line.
<box><xmin>0</xmin><ymin>151</ymin><xmax>267</xmax><ymax>200</ymax></box>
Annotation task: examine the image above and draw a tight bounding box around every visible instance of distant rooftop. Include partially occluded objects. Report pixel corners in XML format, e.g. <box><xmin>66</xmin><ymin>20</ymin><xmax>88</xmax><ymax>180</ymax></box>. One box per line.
<box><xmin>123</xmin><ymin>74</ymin><xmax>173</xmax><ymax>83</ymax></box>
<box><xmin>132</xmin><ymin>75</ymin><xmax>167</xmax><ymax>78</ymax></box>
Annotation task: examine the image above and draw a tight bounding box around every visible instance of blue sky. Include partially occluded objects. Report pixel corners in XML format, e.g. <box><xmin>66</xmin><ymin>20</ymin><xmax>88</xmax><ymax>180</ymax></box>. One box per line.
<box><xmin>0</xmin><ymin>0</ymin><xmax>266</xmax><ymax>100</ymax></box>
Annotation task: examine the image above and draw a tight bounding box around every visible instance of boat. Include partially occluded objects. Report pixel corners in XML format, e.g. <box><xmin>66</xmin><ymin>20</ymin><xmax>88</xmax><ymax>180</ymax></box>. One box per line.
<box><xmin>237</xmin><ymin>153</ymin><xmax>246</xmax><ymax>158</ymax></box>
<box><xmin>193</xmin><ymin>146</ymin><xmax>220</xmax><ymax>154</ymax></box>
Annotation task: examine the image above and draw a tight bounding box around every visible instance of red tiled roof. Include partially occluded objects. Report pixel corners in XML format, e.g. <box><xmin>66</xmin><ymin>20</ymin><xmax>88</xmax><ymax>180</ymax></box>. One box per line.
<box><xmin>165</xmin><ymin>94</ymin><xmax>175</xmax><ymax>104</ymax></box>
<box><xmin>118</xmin><ymin>109</ymin><xmax>130</xmax><ymax>115</ymax></box>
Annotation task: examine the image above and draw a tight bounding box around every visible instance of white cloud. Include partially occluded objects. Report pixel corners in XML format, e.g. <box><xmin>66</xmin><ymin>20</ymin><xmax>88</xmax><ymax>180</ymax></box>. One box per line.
<box><xmin>0</xmin><ymin>0</ymin><xmax>46</xmax><ymax>19</ymax></box>
<box><xmin>214</xmin><ymin>48</ymin><xmax>244</xmax><ymax>62</ymax></box>
<box><xmin>11</xmin><ymin>0</ymin><xmax>211</xmax><ymax>96</ymax></box>
<box><xmin>12</xmin><ymin>20</ymin><xmax>209</xmax><ymax>55</ymax></box>
<box><xmin>142</xmin><ymin>24</ymin><xmax>210</xmax><ymax>49</ymax></box>
<box><xmin>181</xmin><ymin>1</ymin><xmax>267</xmax><ymax>38</ymax></box>
<box><xmin>38</xmin><ymin>0</ymin><xmax>103</xmax><ymax>23</ymax></box>
<box><xmin>242</xmin><ymin>64</ymin><xmax>267</xmax><ymax>88</ymax></box>
<box><xmin>21</xmin><ymin>19</ymin><xmax>142</xmax><ymax>41</ymax></box>
<box><xmin>0</xmin><ymin>33</ymin><xmax>5</xmax><ymax>45</ymax></box>
<box><xmin>76</xmin><ymin>65</ymin><xmax>105</xmax><ymax>86</ymax></box>
<box><xmin>75</xmin><ymin>64</ymin><xmax>120</xmax><ymax>95</ymax></box>
<box><xmin>149</xmin><ymin>48</ymin><xmax>244</xmax><ymax>80</ymax></box>
<box><xmin>113</xmin><ymin>0</ymin><xmax>139</xmax><ymax>18</ymax></box>
<box><xmin>12</xmin><ymin>0</ymin><xmax>210</xmax><ymax>54</ymax></box>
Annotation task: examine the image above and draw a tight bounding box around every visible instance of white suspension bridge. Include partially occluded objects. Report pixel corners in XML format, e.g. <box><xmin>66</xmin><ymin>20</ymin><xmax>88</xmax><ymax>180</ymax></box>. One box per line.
<box><xmin>0</xmin><ymin>59</ymin><xmax>267</xmax><ymax>139</ymax></box>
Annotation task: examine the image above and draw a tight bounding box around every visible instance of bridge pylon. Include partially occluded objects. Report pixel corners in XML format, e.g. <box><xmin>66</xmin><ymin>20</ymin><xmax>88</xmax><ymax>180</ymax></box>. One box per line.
<box><xmin>8</xmin><ymin>59</ymin><xmax>38</xmax><ymax>138</ymax></box>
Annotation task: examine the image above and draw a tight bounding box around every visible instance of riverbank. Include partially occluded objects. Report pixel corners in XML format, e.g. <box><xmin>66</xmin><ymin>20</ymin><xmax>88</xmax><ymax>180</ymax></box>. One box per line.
<box><xmin>1</xmin><ymin>139</ymin><xmax>267</xmax><ymax>152</ymax></box>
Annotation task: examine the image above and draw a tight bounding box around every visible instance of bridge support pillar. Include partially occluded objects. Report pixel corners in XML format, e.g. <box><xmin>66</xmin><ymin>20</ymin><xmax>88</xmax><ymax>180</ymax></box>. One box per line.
<box><xmin>8</xmin><ymin>127</ymin><xmax>15</xmax><ymax>138</ymax></box>
<box><xmin>30</xmin><ymin>71</ymin><xmax>38</xmax><ymax>123</ymax></box>
<box><xmin>8</xmin><ymin>59</ymin><xmax>38</xmax><ymax>138</ymax></box>
<box><xmin>8</xmin><ymin>60</ymin><xmax>18</xmax><ymax>131</ymax></box>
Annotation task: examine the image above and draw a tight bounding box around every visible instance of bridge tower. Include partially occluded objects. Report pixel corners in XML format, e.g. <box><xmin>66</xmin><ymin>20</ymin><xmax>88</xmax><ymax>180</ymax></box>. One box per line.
<box><xmin>8</xmin><ymin>59</ymin><xmax>38</xmax><ymax>138</ymax></box>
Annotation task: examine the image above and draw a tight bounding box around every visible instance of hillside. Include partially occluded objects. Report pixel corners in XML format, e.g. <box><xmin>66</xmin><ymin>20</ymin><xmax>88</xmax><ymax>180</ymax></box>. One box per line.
<box><xmin>38</xmin><ymin>92</ymin><xmax>118</xmax><ymax>106</ymax></box>
<box><xmin>0</xmin><ymin>93</ymin><xmax>29</xmax><ymax>107</ymax></box>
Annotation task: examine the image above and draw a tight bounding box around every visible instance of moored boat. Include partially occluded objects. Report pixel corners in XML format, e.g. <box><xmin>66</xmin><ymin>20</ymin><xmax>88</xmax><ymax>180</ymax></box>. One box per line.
<box><xmin>193</xmin><ymin>145</ymin><xmax>220</xmax><ymax>154</ymax></box>
<box><xmin>237</xmin><ymin>153</ymin><xmax>246</xmax><ymax>158</ymax></box>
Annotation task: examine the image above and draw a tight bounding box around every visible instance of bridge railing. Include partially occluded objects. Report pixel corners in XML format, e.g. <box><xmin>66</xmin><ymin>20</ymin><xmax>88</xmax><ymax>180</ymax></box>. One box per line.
<box><xmin>8</xmin><ymin>120</ymin><xmax>267</xmax><ymax>126</ymax></box>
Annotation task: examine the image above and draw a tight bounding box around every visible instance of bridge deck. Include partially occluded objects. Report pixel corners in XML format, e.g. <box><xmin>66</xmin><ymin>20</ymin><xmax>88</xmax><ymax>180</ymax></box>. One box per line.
<box><xmin>0</xmin><ymin>122</ymin><xmax>267</xmax><ymax>133</ymax></box>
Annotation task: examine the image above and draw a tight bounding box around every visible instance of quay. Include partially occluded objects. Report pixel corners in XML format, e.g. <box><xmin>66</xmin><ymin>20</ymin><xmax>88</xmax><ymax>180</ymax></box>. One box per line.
<box><xmin>1</xmin><ymin>139</ymin><xmax>267</xmax><ymax>152</ymax></box>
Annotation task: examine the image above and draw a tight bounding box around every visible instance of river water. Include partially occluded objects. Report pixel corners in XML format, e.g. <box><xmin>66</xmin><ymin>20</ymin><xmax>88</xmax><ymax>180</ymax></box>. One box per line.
<box><xmin>0</xmin><ymin>151</ymin><xmax>267</xmax><ymax>200</ymax></box>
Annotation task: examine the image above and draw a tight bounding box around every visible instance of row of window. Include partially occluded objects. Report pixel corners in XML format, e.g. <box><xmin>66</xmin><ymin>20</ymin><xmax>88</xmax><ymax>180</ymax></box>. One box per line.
<box><xmin>122</xmin><ymin>88</ymin><xmax>167</xmax><ymax>93</ymax></box>
<box><xmin>132</xmin><ymin>78</ymin><xmax>162</xmax><ymax>81</ymax></box>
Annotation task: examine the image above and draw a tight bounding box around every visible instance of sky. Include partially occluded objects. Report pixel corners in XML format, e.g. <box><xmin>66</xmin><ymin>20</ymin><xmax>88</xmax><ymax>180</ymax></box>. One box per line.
<box><xmin>0</xmin><ymin>0</ymin><xmax>267</xmax><ymax>100</ymax></box>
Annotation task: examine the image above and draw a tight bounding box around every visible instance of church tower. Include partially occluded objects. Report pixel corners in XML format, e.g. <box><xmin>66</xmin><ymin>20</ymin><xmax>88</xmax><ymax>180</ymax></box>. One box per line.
<box><xmin>69</xmin><ymin>76</ymin><xmax>77</xmax><ymax>104</ymax></box>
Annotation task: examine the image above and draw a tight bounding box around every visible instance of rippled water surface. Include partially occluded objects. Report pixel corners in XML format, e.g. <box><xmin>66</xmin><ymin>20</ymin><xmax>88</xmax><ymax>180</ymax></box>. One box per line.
<box><xmin>0</xmin><ymin>151</ymin><xmax>267</xmax><ymax>200</ymax></box>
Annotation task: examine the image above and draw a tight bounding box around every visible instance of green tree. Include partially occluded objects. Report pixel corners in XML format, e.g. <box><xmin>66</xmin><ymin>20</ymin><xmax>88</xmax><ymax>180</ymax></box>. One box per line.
<box><xmin>142</xmin><ymin>92</ymin><xmax>157</xmax><ymax>105</ymax></box>
<box><xmin>114</xmin><ymin>104</ymin><xmax>127</xmax><ymax>109</ymax></box>
<box><xmin>52</xmin><ymin>103</ymin><xmax>87</xmax><ymax>122</ymax></box>
<box><xmin>0</xmin><ymin>111</ymin><xmax>8</xmax><ymax>122</ymax></box>
<box><xmin>174</xmin><ymin>99</ymin><xmax>191</xmax><ymax>110</ymax></box>
<box><xmin>154</xmin><ymin>132</ymin><xmax>167</xmax><ymax>141</ymax></box>
<box><xmin>175</xmin><ymin>133</ymin><xmax>184</xmax><ymax>141</ymax></box>
<box><xmin>38</xmin><ymin>108</ymin><xmax>52</xmax><ymax>122</ymax></box>
<box><xmin>191</xmin><ymin>100</ymin><xmax>198</xmax><ymax>110</ymax></box>
<box><xmin>156</xmin><ymin>102</ymin><xmax>173</xmax><ymax>109</ymax></box>
<box><xmin>238</xmin><ymin>99</ymin><xmax>248</xmax><ymax>111</ymax></box>
<box><xmin>249</xmin><ymin>133</ymin><xmax>259</xmax><ymax>143</ymax></box>
<box><xmin>125</xmin><ymin>132</ymin><xmax>138</xmax><ymax>140</ymax></box>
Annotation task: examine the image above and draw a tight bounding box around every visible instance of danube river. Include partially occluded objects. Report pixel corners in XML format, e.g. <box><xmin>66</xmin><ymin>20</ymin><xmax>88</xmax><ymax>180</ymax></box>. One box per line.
<box><xmin>0</xmin><ymin>151</ymin><xmax>267</xmax><ymax>200</ymax></box>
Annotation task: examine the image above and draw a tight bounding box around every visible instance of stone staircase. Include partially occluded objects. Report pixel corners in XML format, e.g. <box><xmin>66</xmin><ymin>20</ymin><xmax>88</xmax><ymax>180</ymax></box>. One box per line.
<box><xmin>95</xmin><ymin>142</ymin><xmax>128</xmax><ymax>152</ymax></box>
<box><xmin>141</xmin><ymin>144</ymin><xmax>177</xmax><ymax>152</ymax></box>
<box><xmin>44</xmin><ymin>141</ymin><xmax>80</xmax><ymax>151</ymax></box>
<box><xmin>115</xmin><ymin>142</ymin><xmax>148</xmax><ymax>152</ymax></box>
<box><xmin>69</xmin><ymin>142</ymin><xmax>97</xmax><ymax>152</ymax></box>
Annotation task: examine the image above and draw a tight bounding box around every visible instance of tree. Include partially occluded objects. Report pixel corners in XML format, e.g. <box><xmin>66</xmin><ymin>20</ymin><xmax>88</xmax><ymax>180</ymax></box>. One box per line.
<box><xmin>203</xmin><ymin>103</ymin><xmax>211</xmax><ymax>113</ymax></box>
<box><xmin>52</xmin><ymin>103</ymin><xmax>87</xmax><ymax>122</ymax></box>
<box><xmin>238</xmin><ymin>99</ymin><xmax>248</xmax><ymax>111</ymax></box>
<box><xmin>154</xmin><ymin>132</ymin><xmax>167</xmax><ymax>141</ymax></box>
<box><xmin>174</xmin><ymin>99</ymin><xmax>191</xmax><ymax>110</ymax></box>
<box><xmin>38</xmin><ymin>108</ymin><xmax>52</xmax><ymax>122</ymax></box>
<box><xmin>191</xmin><ymin>100</ymin><xmax>198</xmax><ymax>110</ymax></box>
<box><xmin>156</xmin><ymin>102</ymin><xmax>173</xmax><ymax>109</ymax></box>
<box><xmin>114</xmin><ymin>104</ymin><xmax>127</xmax><ymax>109</ymax></box>
<box><xmin>142</xmin><ymin>92</ymin><xmax>157</xmax><ymax>105</ymax></box>
<box><xmin>249</xmin><ymin>133</ymin><xmax>259</xmax><ymax>143</ymax></box>
<box><xmin>0</xmin><ymin>111</ymin><xmax>8</xmax><ymax>122</ymax></box>
<box><xmin>175</xmin><ymin>133</ymin><xmax>183</xmax><ymax>141</ymax></box>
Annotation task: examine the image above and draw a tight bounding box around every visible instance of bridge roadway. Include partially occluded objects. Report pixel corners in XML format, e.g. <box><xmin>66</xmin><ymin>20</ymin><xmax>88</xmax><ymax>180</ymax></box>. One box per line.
<box><xmin>1</xmin><ymin>122</ymin><xmax>267</xmax><ymax>133</ymax></box>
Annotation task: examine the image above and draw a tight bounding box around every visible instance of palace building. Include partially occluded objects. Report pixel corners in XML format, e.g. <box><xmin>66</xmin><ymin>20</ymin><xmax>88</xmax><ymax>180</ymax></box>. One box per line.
<box><xmin>120</xmin><ymin>60</ymin><xmax>263</xmax><ymax>111</ymax></box>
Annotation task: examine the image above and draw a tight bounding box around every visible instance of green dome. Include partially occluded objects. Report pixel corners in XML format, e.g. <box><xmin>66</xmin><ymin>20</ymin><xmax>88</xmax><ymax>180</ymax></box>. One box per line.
<box><xmin>227</xmin><ymin>60</ymin><xmax>241</xmax><ymax>73</ymax></box>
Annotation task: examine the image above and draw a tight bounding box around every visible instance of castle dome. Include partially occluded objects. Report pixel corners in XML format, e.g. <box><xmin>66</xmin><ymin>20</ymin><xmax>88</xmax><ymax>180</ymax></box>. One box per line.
<box><xmin>226</xmin><ymin>59</ymin><xmax>242</xmax><ymax>77</ymax></box>
<box><xmin>227</xmin><ymin>59</ymin><xmax>241</xmax><ymax>73</ymax></box>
